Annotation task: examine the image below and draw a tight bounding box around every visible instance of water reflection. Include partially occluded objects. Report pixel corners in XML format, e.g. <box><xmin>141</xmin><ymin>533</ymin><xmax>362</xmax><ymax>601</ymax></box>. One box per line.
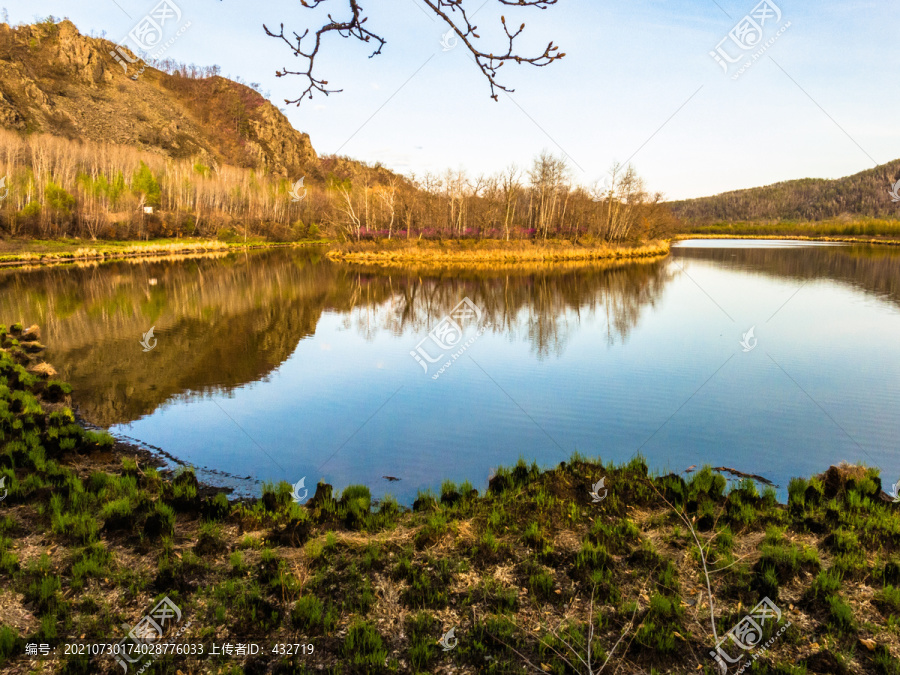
<box><xmin>674</xmin><ymin>240</ymin><xmax>900</xmax><ymax>308</ymax></box>
<box><xmin>0</xmin><ymin>250</ymin><xmax>670</xmax><ymax>426</ymax></box>
<box><xmin>0</xmin><ymin>241</ymin><xmax>897</xmax><ymax>502</ymax></box>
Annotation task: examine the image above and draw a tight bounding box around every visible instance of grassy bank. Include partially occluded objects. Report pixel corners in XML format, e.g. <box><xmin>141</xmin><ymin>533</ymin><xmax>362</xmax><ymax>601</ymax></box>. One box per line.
<box><xmin>326</xmin><ymin>239</ymin><xmax>670</xmax><ymax>265</ymax></box>
<box><xmin>0</xmin><ymin>238</ymin><xmax>330</xmax><ymax>267</ymax></box>
<box><xmin>678</xmin><ymin>218</ymin><xmax>900</xmax><ymax>244</ymax></box>
<box><xmin>1</xmin><ymin>330</ymin><xmax>899</xmax><ymax>674</ymax></box>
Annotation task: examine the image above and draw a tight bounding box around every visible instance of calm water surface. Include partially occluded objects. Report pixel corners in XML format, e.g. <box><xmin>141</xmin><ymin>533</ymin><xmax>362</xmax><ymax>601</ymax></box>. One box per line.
<box><xmin>2</xmin><ymin>240</ymin><xmax>899</xmax><ymax>502</ymax></box>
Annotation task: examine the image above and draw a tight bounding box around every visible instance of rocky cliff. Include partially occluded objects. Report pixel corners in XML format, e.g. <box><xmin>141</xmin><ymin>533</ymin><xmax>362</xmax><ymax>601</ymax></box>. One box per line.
<box><xmin>0</xmin><ymin>19</ymin><xmax>317</xmax><ymax>176</ymax></box>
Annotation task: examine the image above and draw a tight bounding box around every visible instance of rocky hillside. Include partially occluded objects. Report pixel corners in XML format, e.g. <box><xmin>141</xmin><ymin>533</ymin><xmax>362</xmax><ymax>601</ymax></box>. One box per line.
<box><xmin>0</xmin><ymin>19</ymin><xmax>317</xmax><ymax>176</ymax></box>
<box><xmin>669</xmin><ymin>159</ymin><xmax>900</xmax><ymax>223</ymax></box>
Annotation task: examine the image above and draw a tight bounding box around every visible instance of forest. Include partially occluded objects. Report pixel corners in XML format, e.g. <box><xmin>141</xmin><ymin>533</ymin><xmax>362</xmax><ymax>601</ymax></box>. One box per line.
<box><xmin>0</xmin><ymin>128</ymin><xmax>676</xmax><ymax>245</ymax></box>
<box><xmin>670</xmin><ymin>159</ymin><xmax>900</xmax><ymax>223</ymax></box>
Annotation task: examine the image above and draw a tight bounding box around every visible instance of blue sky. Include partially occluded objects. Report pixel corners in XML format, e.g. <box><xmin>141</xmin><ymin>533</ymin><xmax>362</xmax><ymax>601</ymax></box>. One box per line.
<box><xmin>5</xmin><ymin>0</ymin><xmax>898</xmax><ymax>199</ymax></box>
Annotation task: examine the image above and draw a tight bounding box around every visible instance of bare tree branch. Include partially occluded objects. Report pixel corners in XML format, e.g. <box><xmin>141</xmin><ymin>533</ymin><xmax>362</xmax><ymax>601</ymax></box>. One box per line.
<box><xmin>257</xmin><ymin>0</ymin><xmax>565</xmax><ymax>105</ymax></box>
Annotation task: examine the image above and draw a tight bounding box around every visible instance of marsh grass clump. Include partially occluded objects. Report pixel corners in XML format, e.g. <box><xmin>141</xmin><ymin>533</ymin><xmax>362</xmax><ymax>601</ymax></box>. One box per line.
<box><xmin>214</xmin><ymin>579</ymin><xmax>281</xmax><ymax>634</ymax></box>
<box><xmin>228</xmin><ymin>550</ymin><xmax>247</xmax><ymax>575</ymax></box>
<box><xmin>6</xmin><ymin>335</ymin><xmax>900</xmax><ymax>673</ymax></box>
<box><xmin>805</xmin><ymin>568</ymin><xmax>843</xmax><ymax>604</ymax></box>
<box><xmin>0</xmin><ymin>536</ymin><xmax>18</xmax><ymax>575</ymax></box>
<box><xmin>342</xmin><ymin>621</ymin><xmax>390</xmax><ymax>670</ymax></box>
<box><xmin>0</xmin><ymin>626</ymin><xmax>21</xmax><ymax>662</ymax></box>
<box><xmin>574</xmin><ymin>540</ymin><xmax>613</xmax><ymax>581</ymax></box>
<box><xmin>873</xmin><ymin>645</ymin><xmax>900</xmax><ymax>675</ymax></box>
<box><xmin>825</xmin><ymin>594</ymin><xmax>856</xmax><ymax>634</ymax></box>
<box><xmin>877</xmin><ymin>558</ymin><xmax>900</xmax><ymax>586</ymax></box>
<box><xmin>415</xmin><ymin>511</ymin><xmax>448</xmax><ymax>549</ymax></box>
<box><xmin>402</xmin><ymin>557</ymin><xmax>454</xmax><ymax>609</ymax></box>
<box><xmin>468</xmin><ymin>577</ymin><xmax>519</xmax><ymax>613</ymax></box>
<box><xmin>145</xmin><ymin>501</ymin><xmax>176</xmax><ymax>539</ymax></box>
<box><xmin>488</xmin><ymin>458</ymin><xmax>541</xmax><ymax>495</ymax></box>
<box><xmin>405</xmin><ymin>612</ymin><xmax>438</xmax><ymax>670</ymax></box>
<box><xmin>70</xmin><ymin>542</ymin><xmax>111</xmax><ymax>590</ymax></box>
<box><xmin>522</xmin><ymin>520</ymin><xmax>545</xmax><ymax>548</ymax></box>
<box><xmin>203</xmin><ymin>491</ymin><xmax>231</xmax><ymax>520</ymax></box>
<box><xmin>24</xmin><ymin>567</ymin><xmax>65</xmax><ymax>618</ymax></box>
<box><xmin>825</xmin><ymin>528</ymin><xmax>859</xmax><ymax>554</ymax></box>
<box><xmin>412</xmin><ymin>489</ymin><xmax>438</xmax><ymax>513</ymax></box>
<box><xmin>634</xmin><ymin>593</ymin><xmax>684</xmax><ymax>656</ymax></box>
<box><xmin>261</xmin><ymin>480</ymin><xmax>294</xmax><ymax>513</ymax></box>
<box><xmin>874</xmin><ymin>585</ymin><xmax>900</xmax><ymax>617</ymax></box>
<box><xmin>195</xmin><ymin>520</ymin><xmax>226</xmax><ymax>556</ymax></box>
<box><xmin>167</xmin><ymin>468</ymin><xmax>201</xmax><ymax>512</ymax></box>
<box><xmin>589</xmin><ymin>518</ymin><xmax>641</xmax><ymax>554</ymax></box>
<box><xmin>290</xmin><ymin>594</ymin><xmax>338</xmax><ymax>635</ymax></box>
<box><xmin>463</xmin><ymin>615</ymin><xmax>519</xmax><ymax>669</ymax></box>
<box><xmin>687</xmin><ymin>466</ymin><xmax>727</xmax><ymax>501</ymax></box>
<box><xmin>788</xmin><ymin>477</ymin><xmax>809</xmax><ymax>512</ymax></box>
<box><xmin>472</xmin><ymin>528</ymin><xmax>510</xmax><ymax>565</ymax></box>
<box><xmin>831</xmin><ymin>549</ymin><xmax>869</xmax><ymax>580</ymax></box>
<box><xmin>337</xmin><ymin>484</ymin><xmax>373</xmax><ymax>530</ymax></box>
<box><xmin>656</xmin><ymin>560</ymin><xmax>681</xmax><ymax>596</ymax></box>
<box><xmin>50</xmin><ymin>500</ymin><xmax>99</xmax><ymax>545</ymax></box>
<box><xmin>521</xmin><ymin>559</ymin><xmax>558</xmax><ymax>603</ymax></box>
<box><xmin>755</xmin><ymin>538</ymin><xmax>819</xmax><ymax>584</ymax></box>
<box><xmin>43</xmin><ymin>379</ymin><xmax>71</xmax><ymax>402</ymax></box>
<box><xmin>440</xmin><ymin>479</ymin><xmax>463</xmax><ymax>508</ymax></box>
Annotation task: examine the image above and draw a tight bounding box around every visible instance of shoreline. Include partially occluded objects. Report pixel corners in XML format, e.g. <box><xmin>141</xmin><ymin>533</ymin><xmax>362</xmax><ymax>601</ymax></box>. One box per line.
<box><xmin>672</xmin><ymin>232</ymin><xmax>900</xmax><ymax>246</ymax></box>
<box><xmin>0</xmin><ymin>238</ymin><xmax>328</xmax><ymax>269</ymax></box>
<box><xmin>325</xmin><ymin>240</ymin><xmax>671</xmax><ymax>265</ymax></box>
<box><xmin>2</xmin><ymin>338</ymin><xmax>899</xmax><ymax>673</ymax></box>
<box><xmin>1</xmin><ymin>232</ymin><xmax>898</xmax><ymax>272</ymax></box>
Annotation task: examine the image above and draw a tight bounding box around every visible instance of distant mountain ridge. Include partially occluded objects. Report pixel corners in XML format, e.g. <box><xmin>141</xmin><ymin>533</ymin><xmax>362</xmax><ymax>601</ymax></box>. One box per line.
<box><xmin>669</xmin><ymin>160</ymin><xmax>900</xmax><ymax>223</ymax></box>
<box><xmin>0</xmin><ymin>19</ymin><xmax>317</xmax><ymax>176</ymax></box>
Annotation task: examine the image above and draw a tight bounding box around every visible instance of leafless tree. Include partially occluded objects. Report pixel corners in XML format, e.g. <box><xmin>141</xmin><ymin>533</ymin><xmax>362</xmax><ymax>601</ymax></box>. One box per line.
<box><xmin>375</xmin><ymin>177</ymin><xmax>397</xmax><ymax>239</ymax></box>
<box><xmin>332</xmin><ymin>177</ymin><xmax>364</xmax><ymax>240</ymax></box>
<box><xmin>601</xmin><ymin>163</ymin><xmax>646</xmax><ymax>242</ymax></box>
<box><xmin>260</xmin><ymin>0</ymin><xmax>565</xmax><ymax>104</ymax></box>
<box><xmin>500</xmin><ymin>164</ymin><xmax>521</xmax><ymax>241</ymax></box>
<box><xmin>528</xmin><ymin>151</ymin><xmax>570</xmax><ymax>239</ymax></box>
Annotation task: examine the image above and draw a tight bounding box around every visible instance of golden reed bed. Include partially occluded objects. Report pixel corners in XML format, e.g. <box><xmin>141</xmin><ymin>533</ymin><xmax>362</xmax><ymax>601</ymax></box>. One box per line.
<box><xmin>326</xmin><ymin>240</ymin><xmax>670</xmax><ymax>265</ymax></box>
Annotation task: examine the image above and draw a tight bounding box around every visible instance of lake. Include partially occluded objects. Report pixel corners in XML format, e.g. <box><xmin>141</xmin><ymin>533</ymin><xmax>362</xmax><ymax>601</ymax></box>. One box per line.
<box><xmin>3</xmin><ymin>239</ymin><xmax>899</xmax><ymax>503</ymax></box>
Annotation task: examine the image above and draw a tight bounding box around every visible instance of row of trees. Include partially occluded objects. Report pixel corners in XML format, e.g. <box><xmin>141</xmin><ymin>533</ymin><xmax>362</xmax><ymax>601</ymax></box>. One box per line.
<box><xmin>328</xmin><ymin>152</ymin><xmax>675</xmax><ymax>242</ymax></box>
<box><xmin>0</xmin><ymin>130</ymin><xmax>675</xmax><ymax>243</ymax></box>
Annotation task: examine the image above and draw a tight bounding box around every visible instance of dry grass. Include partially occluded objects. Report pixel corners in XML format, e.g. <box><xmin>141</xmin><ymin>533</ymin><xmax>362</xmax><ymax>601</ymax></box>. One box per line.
<box><xmin>0</xmin><ymin>240</ymin><xmax>231</xmax><ymax>267</ymax></box>
<box><xmin>673</xmin><ymin>233</ymin><xmax>900</xmax><ymax>246</ymax></box>
<box><xmin>27</xmin><ymin>362</ymin><xmax>57</xmax><ymax>378</ymax></box>
<box><xmin>327</xmin><ymin>240</ymin><xmax>670</xmax><ymax>265</ymax></box>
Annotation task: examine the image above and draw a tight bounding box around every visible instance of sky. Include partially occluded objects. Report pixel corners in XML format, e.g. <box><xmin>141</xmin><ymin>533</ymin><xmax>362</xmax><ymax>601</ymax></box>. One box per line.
<box><xmin>5</xmin><ymin>0</ymin><xmax>899</xmax><ymax>200</ymax></box>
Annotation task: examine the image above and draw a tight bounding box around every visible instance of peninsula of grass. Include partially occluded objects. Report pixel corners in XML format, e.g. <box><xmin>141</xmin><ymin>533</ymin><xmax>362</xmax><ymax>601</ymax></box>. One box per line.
<box><xmin>677</xmin><ymin>218</ymin><xmax>900</xmax><ymax>245</ymax></box>
<box><xmin>325</xmin><ymin>239</ymin><xmax>670</xmax><ymax>266</ymax></box>
<box><xmin>0</xmin><ymin>237</ymin><xmax>330</xmax><ymax>268</ymax></box>
<box><xmin>1</xmin><ymin>324</ymin><xmax>899</xmax><ymax>674</ymax></box>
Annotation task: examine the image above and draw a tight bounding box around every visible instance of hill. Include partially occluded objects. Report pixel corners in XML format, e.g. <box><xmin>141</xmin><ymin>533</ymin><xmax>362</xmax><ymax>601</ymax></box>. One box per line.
<box><xmin>0</xmin><ymin>18</ymin><xmax>316</xmax><ymax>176</ymax></box>
<box><xmin>669</xmin><ymin>159</ymin><xmax>900</xmax><ymax>223</ymax></box>
<box><xmin>0</xmin><ymin>19</ymin><xmax>414</xmax><ymax>243</ymax></box>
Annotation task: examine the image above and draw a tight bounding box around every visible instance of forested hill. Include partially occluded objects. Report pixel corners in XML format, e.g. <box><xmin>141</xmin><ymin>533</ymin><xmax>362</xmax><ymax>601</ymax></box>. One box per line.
<box><xmin>0</xmin><ymin>18</ymin><xmax>317</xmax><ymax>176</ymax></box>
<box><xmin>669</xmin><ymin>159</ymin><xmax>900</xmax><ymax>222</ymax></box>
